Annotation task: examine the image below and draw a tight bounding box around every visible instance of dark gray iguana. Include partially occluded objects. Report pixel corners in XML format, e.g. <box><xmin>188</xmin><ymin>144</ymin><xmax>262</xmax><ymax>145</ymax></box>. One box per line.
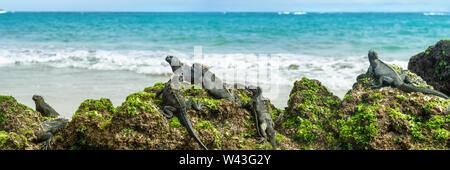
<box><xmin>193</xmin><ymin>63</ymin><xmax>242</xmax><ymax>103</ymax></box>
<box><xmin>32</xmin><ymin>118</ymin><xmax>69</xmax><ymax>150</ymax></box>
<box><xmin>165</xmin><ymin>56</ymin><xmax>241</xmax><ymax>103</ymax></box>
<box><xmin>358</xmin><ymin>50</ymin><xmax>449</xmax><ymax>99</ymax></box>
<box><xmin>166</xmin><ymin>55</ymin><xmax>201</xmax><ymax>86</ymax></box>
<box><xmin>32</xmin><ymin>95</ymin><xmax>60</xmax><ymax>118</ymax></box>
<box><xmin>155</xmin><ymin>76</ymin><xmax>208</xmax><ymax>150</ymax></box>
<box><xmin>241</xmin><ymin>86</ymin><xmax>277</xmax><ymax>150</ymax></box>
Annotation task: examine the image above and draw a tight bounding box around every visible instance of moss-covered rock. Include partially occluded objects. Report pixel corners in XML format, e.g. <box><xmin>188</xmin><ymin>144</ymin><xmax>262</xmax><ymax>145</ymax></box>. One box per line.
<box><xmin>275</xmin><ymin>70</ymin><xmax>448</xmax><ymax>150</ymax></box>
<box><xmin>53</xmin><ymin>82</ymin><xmax>298</xmax><ymax>150</ymax></box>
<box><xmin>276</xmin><ymin>77</ymin><xmax>341</xmax><ymax>149</ymax></box>
<box><xmin>53</xmin><ymin>98</ymin><xmax>118</xmax><ymax>150</ymax></box>
<box><xmin>5</xmin><ymin>69</ymin><xmax>447</xmax><ymax>150</ymax></box>
<box><xmin>335</xmin><ymin>68</ymin><xmax>449</xmax><ymax>150</ymax></box>
<box><xmin>408</xmin><ymin>40</ymin><xmax>450</xmax><ymax>95</ymax></box>
<box><xmin>0</xmin><ymin>95</ymin><xmax>44</xmax><ymax>150</ymax></box>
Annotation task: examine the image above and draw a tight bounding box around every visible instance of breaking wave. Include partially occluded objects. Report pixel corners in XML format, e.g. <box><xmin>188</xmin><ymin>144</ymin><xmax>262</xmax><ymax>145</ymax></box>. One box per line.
<box><xmin>293</xmin><ymin>12</ymin><xmax>307</xmax><ymax>15</ymax></box>
<box><xmin>0</xmin><ymin>48</ymin><xmax>408</xmax><ymax>97</ymax></box>
<box><xmin>423</xmin><ymin>12</ymin><xmax>448</xmax><ymax>16</ymax></box>
<box><xmin>278</xmin><ymin>11</ymin><xmax>307</xmax><ymax>15</ymax></box>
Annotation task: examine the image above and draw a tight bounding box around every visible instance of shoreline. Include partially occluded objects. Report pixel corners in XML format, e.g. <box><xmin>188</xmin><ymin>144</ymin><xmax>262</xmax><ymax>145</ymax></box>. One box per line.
<box><xmin>0</xmin><ymin>65</ymin><xmax>169</xmax><ymax>118</ymax></box>
<box><xmin>0</xmin><ymin>65</ymin><xmax>297</xmax><ymax>118</ymax></box>
<box><xmin>0</xmin><ymin>55</ymin><xmax>412</xmax><ymax>118</ymax></box>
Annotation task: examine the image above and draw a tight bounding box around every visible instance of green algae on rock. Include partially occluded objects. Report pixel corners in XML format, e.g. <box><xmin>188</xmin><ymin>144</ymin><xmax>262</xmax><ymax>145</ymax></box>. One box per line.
<box><xmin>335</xmin><ymin>70</ymin><xmax>449</xmax><ymax>150</ymax></box>
<box><xmin>53</xmin><ymin>92</ymin><xmax>173</xmax><ymax>150</ymax></box>
<box><xmin>276</xmin><ymin>77</ymin><xmax>341</xmax><ymax>150</ymax></box>
<box><xmin>53</xmin><ymin>82</ymin><xmax>297</xmax><ymax>150</ymax></box>
<box><xmin>4</xmin><ymin>71</ymin><xmax>448</xmax><ymax>150</ymax></box>
<box><xmin>408</xmin><ymin>40</ymin><xmax>450</xmax><ymax>95</ymax></box>
<box><xmin>274</xmin><ymin>72</ymin><xmax>448</xmax><ymax>150</ymax></box>
<box><xmin>0</xmin><ymin>95</ymin><xmax>45</xmax><ymax>150</ymax></box>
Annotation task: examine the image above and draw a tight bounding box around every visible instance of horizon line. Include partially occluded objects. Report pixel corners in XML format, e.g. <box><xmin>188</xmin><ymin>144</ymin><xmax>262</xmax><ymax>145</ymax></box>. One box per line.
<box><xmin>2</xmin><ymin>10</ymin><xmax>449</xmax><ymax>13</ymax></box>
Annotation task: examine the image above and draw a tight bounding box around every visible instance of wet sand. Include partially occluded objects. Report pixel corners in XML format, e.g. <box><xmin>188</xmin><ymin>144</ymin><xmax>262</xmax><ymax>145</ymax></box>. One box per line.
<box><xmin>0</xmin><ymin>65</ymin><xmax>292</xmax><ymax>118</ymax></box>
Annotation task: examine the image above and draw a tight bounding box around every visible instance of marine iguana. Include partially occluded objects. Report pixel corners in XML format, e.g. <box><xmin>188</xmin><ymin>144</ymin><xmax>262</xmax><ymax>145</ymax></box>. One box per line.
<box><xmin>191</xmin><ymin>62</ymin><xmax>207</xmax><ymax>87</ymax></box>
<box><xmin>166</xmin><ymin>56</ymin><xmax>241</xmax><ymax>103</ymax></box>
<box><xmin>241</xmin><ymin>86</ymin><xmax>277</xmax><ymax>150</ymax></box>
<box><xmin>32</xmin><ymin>118</ymin><xmax>68</xmax><ymax>150</ymax></box>
<box><xmin>360</xmin><ymin>50</ymin><xmax>449</xmax><ymax>99</ymax></box>
<box><xmin>195</xmin><ymin>63</ymin><xmax>242</xmax><ymax>104</ymax></box>
<box><xmin>155</xmin><ymin>76</ymin><xmax>208</xmax><ymax>150</ymax></box>
<box><xmin>166</xmin><ymin>55</ymin><xmax>203</xmax><ymax>86</ymax></box>
<box><xmin>32</xmin><ymin>95</ymin><xmax>60</xmax><ymax>118</ymax></box>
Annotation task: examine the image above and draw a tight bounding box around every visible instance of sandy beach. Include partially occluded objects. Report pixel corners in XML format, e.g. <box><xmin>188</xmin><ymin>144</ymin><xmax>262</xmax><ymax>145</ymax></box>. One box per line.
<box><xmin>0</xmin><ymin>65</ymin><xmax>168</xmax><ymax>118</ymax></box>
<box><xmin>0</xmin><ymin>64</ymin><xmax>293</xmax><ymax>118</ymax></box>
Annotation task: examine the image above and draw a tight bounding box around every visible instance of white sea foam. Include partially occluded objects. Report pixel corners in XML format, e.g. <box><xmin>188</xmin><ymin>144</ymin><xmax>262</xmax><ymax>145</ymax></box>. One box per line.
<box><xmin>423</xmin><ymin>12</ymin><xmax>448</xmax><ymax>16</ymax></box>
<box><xmin>293</xmin><ymin>12</ymin><xmax>307</xmax><ymax>15</ymax></box>
<box><xmin>0</xmin><ymin>57</ymin><xmax>13</xmax><ymax>65</ymax></box>
<box><xmin>278</xmin><ymin>11</ymin><xmax>307</xmax><ymax>16</ymax></box>
<box><xmin>278</xmin><ymin>11</ymin><xmax>290</xmax><ymax>15</ymax></box>
<box><xmin>0</xmin><ymin>48</ymin><xmax>409</xmax><ymax>98</ymax></box>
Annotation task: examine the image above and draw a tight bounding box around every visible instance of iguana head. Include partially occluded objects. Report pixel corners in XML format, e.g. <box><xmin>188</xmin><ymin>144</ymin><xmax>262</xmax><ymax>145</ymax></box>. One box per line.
<box><xmin>32</xmin><ymin>95</ymin><xmax>44</xmax><ymax>102</ymax></box>
<box><xmin>368</xmin><ymin>50</ymin><xmax>378</xmax><ymax>61</ymax></box>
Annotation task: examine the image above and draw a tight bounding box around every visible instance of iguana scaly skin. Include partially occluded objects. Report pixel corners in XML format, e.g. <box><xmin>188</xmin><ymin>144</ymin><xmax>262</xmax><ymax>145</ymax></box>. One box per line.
<box><xmin>241</xmin><ymin>86</ymin><xmax>277</xmax><ymax>150</ymax></box>
<box><xmin>166</xmin><ymin>56</ymin><xmax>241</xmax><ymax>103</ymax></box>
<box><xmin>155</xmin><ymin>76</ymin><xmax>208</xmax><ymax>150</ymax></box>
<box><xmin>33</xmin><ymin>118</ymin><xmax>69</xmax><ymax>150</ymax></box>
<box><xmin>166</xmin><ymin>55</ymin><xmax>204</xmax><ymax>87</ymax></box>
<box><xmin>190</xmin><ymin>62</ymin><xmax>205</xmax><ymax>87</ymax></box>
<box><xmin>361</xmin><ymin>50</ymin><xmax>449</xmax><ymax>99</ymax></box>
<box><xmin>195</xmin><ymin>63</ymin><xmax>242</xmax><ymax>103</ymax></box>
<box><xmin>32</xmin><ymin>95</ymin><xmax>60</xmax><ymax>118</ymax></box>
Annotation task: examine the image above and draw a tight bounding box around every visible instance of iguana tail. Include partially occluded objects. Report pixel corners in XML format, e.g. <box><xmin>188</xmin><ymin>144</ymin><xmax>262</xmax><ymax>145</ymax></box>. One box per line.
<box><xmin>399</xmin><ymin>84</ymin><xmax>449</xmax><ymax>99</ymax></box>
<box><xmin>179</xmin><ymin>110</ymin><xmax>208</xmax><ymax>150</ymax></box>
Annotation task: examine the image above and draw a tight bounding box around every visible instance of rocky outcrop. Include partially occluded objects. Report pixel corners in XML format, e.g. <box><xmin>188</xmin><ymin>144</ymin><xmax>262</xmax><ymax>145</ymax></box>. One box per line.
<box><xmin>52</xmin><ymin>83</ymin><xmax>299</xmax><ymax>150</ymax></box>
<box><xmin>1</xmin><ymin>65</ymin><xmax>448</xmax><ymax>150</ymax></box>
<box><xmin>275</xmin><ymin>77</ymin><xmax>341</xmax><ymax>150</ymax></box>
<box><xmin>275</xmin><ymin>65</ymin><xmax>449</xmax><ymax>150</ymax></box>
<box><xmin>408</xmin><ymin>39</ymin><xmax>450</xmax><ymax>95</ymax></box>
<box><xmin>0</xmin><ymin>96</ymin><xmax>45</xmax><ymax>150</ymax></box>
<box><xmin>337</xmin><ymin>65</ymin><xmax>449</xmax><ymax>150</ymax></box>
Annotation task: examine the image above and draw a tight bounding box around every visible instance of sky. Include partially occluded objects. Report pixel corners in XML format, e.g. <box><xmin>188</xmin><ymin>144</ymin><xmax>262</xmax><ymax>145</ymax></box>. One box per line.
<box><xmin>1</xmin><ymin>0</ymin><xmax>449</xmax><ymax>12</ymax></box>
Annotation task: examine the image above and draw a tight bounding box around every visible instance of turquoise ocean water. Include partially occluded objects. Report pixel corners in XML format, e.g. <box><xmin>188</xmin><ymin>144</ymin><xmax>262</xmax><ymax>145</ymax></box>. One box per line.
<box><xmin>1</xmin><ymin>12</ymin><xmax>449</xmax><ymax>56</ymax></box>
<box><xmin>0</xmin><ymin>12</ymin><xmax>449</xmax><ymax>116</ymax></box>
